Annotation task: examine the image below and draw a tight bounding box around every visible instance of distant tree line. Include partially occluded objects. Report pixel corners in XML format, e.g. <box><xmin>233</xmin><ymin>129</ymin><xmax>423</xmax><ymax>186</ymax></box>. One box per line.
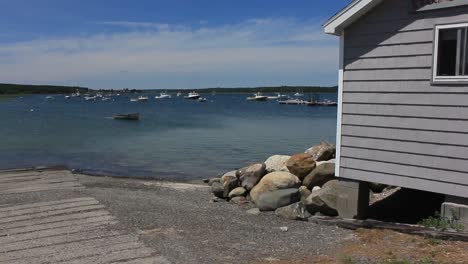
<box><xmin>151</xmin><ymin>86</ymin><xmax>338</xmax><ymax>94</ymax></box>
<box><xmin>0</xmin><ymin>83</ymin><xmax>88</xmax><ymax>94</ymax></box>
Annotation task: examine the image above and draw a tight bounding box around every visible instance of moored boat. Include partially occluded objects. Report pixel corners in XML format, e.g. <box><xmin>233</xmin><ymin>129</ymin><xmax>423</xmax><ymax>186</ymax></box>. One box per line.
<box><xmin>198</xmin><ymin>97</ymin><xmax>207</xmax><ymax>102</ymax></box>
<box><xmin>247</xmin><ymin>92</ymin><xmax>268</xmax><ymax>101</ymax></box>
<box><xmin>155</xmin><ymin>92</ymin><xmax>171</xmax><ymax>99</ymax></box>
<box><xmin>113</xmin><ymin>113</ymin><xmax>140</xmax><ymax>120</ymax></box>
<box><xmin>184</xmin><ymin>92</ymin><xmax>201</xmax><ymax>100</ymax></box>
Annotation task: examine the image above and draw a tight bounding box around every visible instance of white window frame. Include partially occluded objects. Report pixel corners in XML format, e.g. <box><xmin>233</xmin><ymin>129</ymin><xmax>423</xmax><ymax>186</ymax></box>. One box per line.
<box><xmin>433</xmin><ymin>22</ymin><xmax>468</xmax><ymax>83</ymax></box>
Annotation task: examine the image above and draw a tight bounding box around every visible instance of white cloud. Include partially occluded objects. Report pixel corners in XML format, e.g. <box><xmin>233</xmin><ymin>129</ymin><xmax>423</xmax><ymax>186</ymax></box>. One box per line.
<box><xmin>0</xmin><ymin>18</ymin><xmax>339</xmax><ymax>89</ymax></box>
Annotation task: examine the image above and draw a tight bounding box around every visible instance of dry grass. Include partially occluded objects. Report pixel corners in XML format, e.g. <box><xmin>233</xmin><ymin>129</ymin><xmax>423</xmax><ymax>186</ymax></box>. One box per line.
<box><xmin>254</xmin><ymin>229</ymin><xmax>468</xmax><ymax>264</ymax></box>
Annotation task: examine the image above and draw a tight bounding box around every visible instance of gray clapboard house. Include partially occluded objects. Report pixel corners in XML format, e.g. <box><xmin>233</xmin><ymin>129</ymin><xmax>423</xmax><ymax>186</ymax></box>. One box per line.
<box><xmin>324</xmin><ymin>0</ymin><xmax>468</xmax><ymax>222</ymax></box>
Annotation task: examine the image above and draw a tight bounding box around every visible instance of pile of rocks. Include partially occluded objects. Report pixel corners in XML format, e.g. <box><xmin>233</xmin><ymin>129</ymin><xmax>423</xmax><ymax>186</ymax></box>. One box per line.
<box><xmin>206</xmin><ymin>142</ymin><xmax>342</xmax><ymax>221</ymax></box>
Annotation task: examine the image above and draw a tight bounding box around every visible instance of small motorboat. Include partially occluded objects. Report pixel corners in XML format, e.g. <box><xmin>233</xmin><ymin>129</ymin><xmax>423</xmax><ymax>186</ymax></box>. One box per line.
<box><xmin>137</xmin><ymin>96</ymin><xmax>149</xmax><ymax>102</ymax></box>
<box><xmin>65</xmin><ymin>95</ymin><xmax>71</xmax><ymax>99</ymax></box>
<box><xmin>317</xmin><ymin>99</ymin><xmax>338</xmax><ymax>106</ymax></box>
<box><xmin>102</xmin><ymin>97</ymin><xmax>112</xmax><ymax>101</ymax></box>
<box><xmin>113</xmin><ymin>113</ymin><xmax>140</xmax><ymax>120</ymax></box>
<box><xmin>247</xmin><ymin>92</ymin><xmax>268</xmax><ymax>101</ymax></box>
<box><xmin>131</xmin><ymin>96</ymin><xmax>149</xmax><ymax>102</ymax></box>
<box><xmin>184</xmin><ymin>92</ymin><xmax>201</xmax><ymax>100</ymax></box>
<box><xmin>176</xmin><ymin>92</ymin><xmax>182</xmax><ymax>97</ymax></box>
<box><xmin>294</xmin><ymin>92</ymin><xmax>304</xmax><ymax>97</ymax></box>
<box><xmin>278</xmin><ymin>99</ymin><xmax>310</xmax><ymax>105</ymax></box>
<box><xmin>198</xmin><ymin>97</ymin><xmax>207</xmax><ymax>102</ymax></box>
<box><xmin>267</xmin><ymin>93</ymin><xmax>289</xmax><ymax>100</ymax></box>
<box><xmin>45</xmin><ymin>96</ymin><xmax>55</xmax><ymax>100</ymax></box>
<box><xmin>155</xmin><ymin>92</ymin><xmax>171</xmax><ymax>99</ymax></box>
<box><xmin>85</xmin><ymin>96</ymin><xmax>97</xmax><ymax>101</ymax></box>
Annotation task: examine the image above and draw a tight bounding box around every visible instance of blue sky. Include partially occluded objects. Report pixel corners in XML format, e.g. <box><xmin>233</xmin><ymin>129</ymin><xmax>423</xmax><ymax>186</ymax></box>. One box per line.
<box><xmin>0</xmin><ymin>0</ymin><xmax>350</xmax><ymax>89</ymax></box>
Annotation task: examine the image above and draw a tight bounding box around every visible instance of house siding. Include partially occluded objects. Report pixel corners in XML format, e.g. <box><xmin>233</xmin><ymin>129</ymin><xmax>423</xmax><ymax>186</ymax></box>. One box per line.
<box><xmin>340</xmin><ymin>0</ymin><xmax>468</xmax><ymax>198</ymax></box>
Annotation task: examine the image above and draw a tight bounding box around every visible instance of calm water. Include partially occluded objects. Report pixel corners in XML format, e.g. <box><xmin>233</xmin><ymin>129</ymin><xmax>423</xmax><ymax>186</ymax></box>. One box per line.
<box><xmin>0</xmin><ymin>93</ymin><xmax>337</xmax><ymax>180</ymax></box>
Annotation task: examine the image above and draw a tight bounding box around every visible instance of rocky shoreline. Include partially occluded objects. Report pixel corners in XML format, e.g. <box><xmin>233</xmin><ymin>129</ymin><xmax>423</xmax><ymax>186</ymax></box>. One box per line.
<box><xmin>205</xmin><ymin>142</ymin><xmax>353</xmax><ymax>221</ymax></box>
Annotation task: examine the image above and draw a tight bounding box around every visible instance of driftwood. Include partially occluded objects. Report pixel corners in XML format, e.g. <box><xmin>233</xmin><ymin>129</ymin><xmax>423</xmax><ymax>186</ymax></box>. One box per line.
<box><xmin>310</xmin><ymin>216</ymin><xmax>468</xmax><ymax>242</ymax></box>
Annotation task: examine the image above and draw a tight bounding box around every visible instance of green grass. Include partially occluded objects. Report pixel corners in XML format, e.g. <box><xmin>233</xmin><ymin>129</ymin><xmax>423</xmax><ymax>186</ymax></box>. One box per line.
<box><xmin>418</xmin><ymin>210</ymin><xmax>465</xmax><ymax>232</ymax></box>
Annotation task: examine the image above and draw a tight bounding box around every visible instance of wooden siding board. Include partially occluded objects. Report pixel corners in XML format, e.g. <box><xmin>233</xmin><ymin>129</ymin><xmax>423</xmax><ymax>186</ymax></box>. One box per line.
<box><xmin>341</xmin><ymin>146</ymin><xmax>468</xmax><ymax>174</ymax></box>
<box><xmin>345</xmin><ymin>55</ymin><xmax>432</xmax><ymax>70</ymax></box>
<box><xmin>342</xmin><ymin>104</ymin><xmax>468</xmax><ymax>119</ymax></box>
<box><xmin>344</xmin><ymin>68</ymin><xmax>431</xmax><ymax>81</ymax></box>
<box><xmin>342</xmin><ymin>125</ymin><xmax>468</xmax><ymax>146</ymax></box>
<box><xmin>342</xmin><ymin>114</ymin><xmax>468</xmax><ymax>133</ymax></box>
<box><xmin>340</xmin><ymin>168</ymin><xmax>468</xmax><ymax>198</ymax></box>
<box><xmin>341</xmin><ymin>136</ymin><xmax>468</xmax><ymax>162</ymax></box>
<box><xmin>344</xmin><ymin>81</ymin><xmax>468</xmax><ymax>93</ymax></box>
<box><xmin>345</xmin><ymin>30</ymin><xmax>433</xmax><ymax>47</ymax></box>
<box><xmin>342</xmin><ymin>93</ymin><xmax>468</xmax><ymax>106</ymax></box>
<box><xmin>345</xmin><ymin>43</ymin><xmax>433</xmax><ymax>59</ymax></box>
<box><xmin>341</xmin><ymin>157</ymin><xmax>468</xmax><ymax>185</ymax></box>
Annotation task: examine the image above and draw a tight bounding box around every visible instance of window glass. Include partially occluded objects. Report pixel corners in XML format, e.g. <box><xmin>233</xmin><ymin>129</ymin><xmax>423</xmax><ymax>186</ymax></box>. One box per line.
<box><xmin>437</xmin><ymin>28</ymin><xmax>458</xmax><ymax>76</ymax></box>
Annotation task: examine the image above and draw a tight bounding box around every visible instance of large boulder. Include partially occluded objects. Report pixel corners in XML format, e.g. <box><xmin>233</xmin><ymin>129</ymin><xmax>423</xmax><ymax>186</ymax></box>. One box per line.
<box><xmin>250</xmin><ymin>171</ymin><xmax>301</xmax><ymax>202</ymax></box>
<box><xmin>236</xmin><ymin>163</ymin><xmax>266</xmax><ymax>191</ymax></box>
<box><xmin>211</xmin><ymin>182</ymin><xmax>224</xmax><ymax>199</ymax></box>
<box><xmin>222</xmin><ymin>175</ymin><xmax>240</xmax><ymax>198</ymax></box>
<box><xmin>298</xmin><ymin>186</ymin><xmax>312</xmax><ymax>202</ymax></box>
<box><xmin>305</xmin><ymin>142</ymin><xmax>335</xmax><ymax>161</ymax></box>
<box><xmin>220</xmin><ymin>170</ymin><xmax>237</xmax><ymax>185</ymax></box>
<box><xmin>304</xmin><ymin>180</ymin><xmax>339</xmax><ymax>216</ymax></box>
<box><xmin>275</xmin><ymin>202</ymin><xmax>311</xmax><ymax>221</ymax></box>
<box><xmin>264</xmin><ymin>155</ymin><xmax>291</xmax><ymax>173</ymax></box>
<box><xmin>228</xmin><ymin>187</ymin><xmax>247</xmax><ymax>199</ymax></box>
<box><xmin>286</xmin><ymin>153</ymin><xmax>316</xmax><ymax>180</ymax></box>
<box><xmin>303</xmin><ymin>161</ymin><xmax>336</xmax><ymax>189</ymax></box>
<box><xmin>255</xmin><ymin>188</ymin><xmax>300</xmax><ymax>211</ymax></box>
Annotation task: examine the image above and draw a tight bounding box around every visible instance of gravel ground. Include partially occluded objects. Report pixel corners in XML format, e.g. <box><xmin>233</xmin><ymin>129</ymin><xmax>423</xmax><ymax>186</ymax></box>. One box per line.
<box><xmin>75</xmin><ymin>174</ymin><xmax>351</xmax><ymax>264</ymax></box>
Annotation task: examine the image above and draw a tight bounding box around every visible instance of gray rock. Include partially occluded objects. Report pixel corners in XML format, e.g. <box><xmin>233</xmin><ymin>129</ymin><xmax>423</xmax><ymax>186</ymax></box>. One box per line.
<box><xmin>305</xmin><ymin>142</ymin><xmax>335</xmax><ymax>161</ymax></box>
<box><xmin>250</xmin><ymin>171</ymin><xmax>301</xmax><ymax>203</ymax></box>
<box><xmin>280</xmin><ymin>226</ymin><xmax>289</xmax><ymax>232</ymax></box>
<box><xmin>246</xmin><ymin>208</ymin><xmax>261</xmax><ymax>215</ymax></box>
<box><xmin>222</xmin><ymin>176</ymin><xmax>240</xmax><ymax>198</ymax></box>
<box><xmin>298</xmin><ymin>186</ymin><xmax>312</xmax><ymax>202</ymax></box>
<box><xmin>220</xmin><ymin>170</ymin><xmax>237</xmax><ymax>185</ymax></box>
<box><xmin>286</xmin><ymin>153</ymin><xmax>316</xmax><ymax>180</ymax></box>
<box><xmin>228</xmin><ymin>187</ymin><xmax>247</xmax><ymax>199</ymax></box>
<box><xmin>304</xmin><ymin>180</ymin><xmax>339</xmax><ymax>216</ymax></box>
<box><xmin>264</xmin><ymin>155</ymin><xmax>291</xmax><ymax>173</ymax></box>
<box><xmin>303</xmin><ymin>162</ymin><xmax>336</xmax><ymax>189</ymax></box>
<box><xmin>230</xmin><ymin>196</ymin><xmax>248</xmax><ymax>205</ymax></box>
<box><xmin>369</xmin><ymin>182</ymin><xmax>388</xmax><ymax>193</ymax></box>
<box><xmin>211</xmin><ymin>182</ymin><xmax>225</xmax><ymax>199</ymax></box>
<box><xmin>236</xmin><ymin>163</ymin><xmax>266</xmax><ymax>191</ymax></box>
<box><xmin>275</xmin><ymin>202</ymin><xmax>311</xmax><ymax>221</ymax></box>
<box><xmin>255</xmin><ymin>188</ymin><xmax>300</xmax><ymax>211</ymax></box>
<box><xmin>207</xmin><ymin>178</ymin><xmax>221</xmax><ymax>186</ymax></box>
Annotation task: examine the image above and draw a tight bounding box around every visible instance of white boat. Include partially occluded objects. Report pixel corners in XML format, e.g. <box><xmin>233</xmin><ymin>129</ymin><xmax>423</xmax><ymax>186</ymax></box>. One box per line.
<box><xmin>45</xmin><ymin>96</ymin><xmax>55</xmax><ymax>100</ymax></box>
<box><xmin>131</xmin><ymin>96</ymin><xmax>149</xmax><ymax>102</ymax></box>
<box><xmin>155</xmin><ymin>92</ymin><xmax>171</xmax><ymax>99</ymax></box>
<box><xmin>176</xmin><ymin>92</ymin><xmax>182</xmax><ymax>97</ymax></box>
<box><xmin>278</xmin><ymin>99</ymin><xmax>311</xmax><ymax>105</ymax></box>
<box><xmin>102</xmin><ymin>97</ymin><xmax>112</xmax><ymax>101</ymax></box>
<box><xmin>84</xmin><ymin>96</ymin><xmax>97</xmax><ymax>101</ymax></box>
<box><xmin>267</xmin><ymin>93</ymin><xmax>289</xmax><ymax>100</ymax></box>
<box><xmin>96</xmin><ymin>93</ymin><xmax>103</xmax><ymax>98</ymax></box>
<box><xmin>138</xmin><ymin>96</ymin><xmax>149</xmax><ymax>101</ymax></box>
<box><xmin>198</xmin><ymin>97</ymin><xmax>207</xmax><ymax>102</ymax></box>
<box><xmin>294</xmin><ymin>92</ymin><xmax>304</xmax><ymax>97</ymax></box>
<box><xmin>184</xmin><ymin>92</ymin><xmax>201</xmax><ymax>100</ymax></box>
<box><xmin>65</xmin><ymin>95</ymin><xmax>71</xmax><ymax>99</ymax></box>
<box><xmin>247</xmin><ymin>92</ymin><xmax>268</xmax><ymax>101</ymax></box>
<box><xmin>317</xmin><ymin>99</ymin><xmax>337</xmax><ymax>106</ymax></box>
